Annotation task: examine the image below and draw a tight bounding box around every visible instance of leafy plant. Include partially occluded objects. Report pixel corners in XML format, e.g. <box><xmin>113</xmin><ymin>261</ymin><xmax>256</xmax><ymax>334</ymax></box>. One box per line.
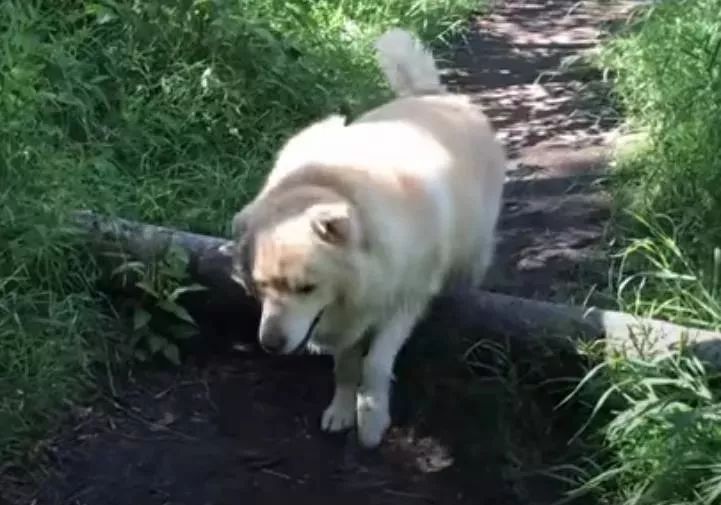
<box><xmin>109</xmin><ymin>245</ymin><xmax>206</xmax><ymax>365</ymax></box>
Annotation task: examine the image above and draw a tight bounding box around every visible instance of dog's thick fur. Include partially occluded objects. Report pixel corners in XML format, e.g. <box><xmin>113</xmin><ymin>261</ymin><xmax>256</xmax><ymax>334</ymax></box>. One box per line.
<box><xmin>222</xmin><ymin>28</ymin><xmax>506</xmax><ymax>448</ymax></box>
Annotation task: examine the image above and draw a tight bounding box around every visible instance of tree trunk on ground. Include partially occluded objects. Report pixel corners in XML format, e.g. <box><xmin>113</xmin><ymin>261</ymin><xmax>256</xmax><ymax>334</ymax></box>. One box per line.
<box><xmin>71</xmin><ymin>210</ymin><xmax>721</xmax><ymax>367</ymax></box>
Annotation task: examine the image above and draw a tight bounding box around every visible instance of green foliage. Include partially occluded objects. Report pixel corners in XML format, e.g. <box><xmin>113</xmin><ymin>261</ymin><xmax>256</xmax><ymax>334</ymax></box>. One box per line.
<box><xmin>569</xmin><ymin>2</ymin><xmax>721</xmax><ymax>504</ymax></box>
<box><xmin>110</xmin><ymin>245</ymin><xmax>205</xmax><ymax>365</ymax></box>
<box><xmin>564</xmin><ymin>352</ymin><xmax>721</xmax><ymax>505</ymax></box>
<box><xmin>0</xmin><ymin>0</ymin><xmax>477</xmax><ymax>461</ymax></box>
<box><xmin>599</xmin><ymin>0</ymin><xmax>721</xmax><ymax>327</ymax></box>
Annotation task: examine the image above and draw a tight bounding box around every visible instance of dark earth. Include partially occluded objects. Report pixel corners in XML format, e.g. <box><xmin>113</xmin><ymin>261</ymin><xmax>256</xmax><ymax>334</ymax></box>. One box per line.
<box><xmin>3</xmin><ymin>1</ymin><xmax>638</xmax><ymax>504</ymax></box>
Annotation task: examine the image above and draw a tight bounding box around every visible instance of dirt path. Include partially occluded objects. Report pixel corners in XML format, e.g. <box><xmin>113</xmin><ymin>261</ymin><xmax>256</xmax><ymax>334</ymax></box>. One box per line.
<box><xmin>8</xmin><ymin>2</ymin><xmax>627</xmax><ymax>504</ymax></box>
<box><xmin>452</xmin><ymin>0</ymin><xmax>624</xmax><ymax>302</ymax></box>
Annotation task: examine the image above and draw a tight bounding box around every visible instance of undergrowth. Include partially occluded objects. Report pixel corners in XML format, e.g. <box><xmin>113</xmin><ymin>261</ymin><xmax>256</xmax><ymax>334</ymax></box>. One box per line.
<box><xmin>0</xmin><ymin>0</ymin><xmax>477</xmax><ymax>462</ymax></box>
<box><xmin>560</xmin><ymin>1</ymin><xmax>721</xmax><ymax>504</ymax></box>
<box><xmin>599</xmin><ymin>0</ymin><xmax>721</xmax><ymax>328</ymax></box>
<box><xmin>557</xmin><ymin>350</ymin><xmax>721</xmax><ymax>505</ymax></box>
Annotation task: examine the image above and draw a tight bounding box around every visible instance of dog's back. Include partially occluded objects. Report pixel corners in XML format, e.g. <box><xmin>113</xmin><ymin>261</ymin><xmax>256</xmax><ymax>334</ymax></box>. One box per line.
<box><xmin>260</xmin><ymin>28</ymin><xmax>506</xmax><ymax>299</ymax></box>
<box><xmin>357</xmin><ymin>29</ymin><xmax>507</xmax><ymax>290</ymax></box>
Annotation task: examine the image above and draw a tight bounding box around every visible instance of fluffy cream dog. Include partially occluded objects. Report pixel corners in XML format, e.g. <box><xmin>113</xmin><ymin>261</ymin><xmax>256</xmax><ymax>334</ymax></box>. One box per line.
<box><xmin>222</xmin><ymin>28</ymin><xmax>506</xmax><ymax>448</ymax></box>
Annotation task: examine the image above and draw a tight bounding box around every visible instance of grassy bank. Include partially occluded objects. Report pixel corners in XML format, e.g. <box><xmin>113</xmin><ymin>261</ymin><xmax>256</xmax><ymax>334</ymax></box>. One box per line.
<box><xmin>0</xmin><ymin>0</ymin><xmax>478</xmax><ymax>462</ymax></box>
<box><xmin>601</xmin><ymin>0</ymin><xmax>721</xmax><ymax>328</ymax></box>
<box><xmin>565</xmin><ymin>1</ymin><xmax>721</xmax><ymax>503</ymax></box>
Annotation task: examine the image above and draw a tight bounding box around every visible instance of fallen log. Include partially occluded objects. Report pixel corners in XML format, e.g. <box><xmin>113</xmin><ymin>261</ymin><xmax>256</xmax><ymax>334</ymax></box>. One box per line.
<box><xmin>70</xmin><ymin>210</ymin><xmax>721</xmax><ymax>367</ymax></box>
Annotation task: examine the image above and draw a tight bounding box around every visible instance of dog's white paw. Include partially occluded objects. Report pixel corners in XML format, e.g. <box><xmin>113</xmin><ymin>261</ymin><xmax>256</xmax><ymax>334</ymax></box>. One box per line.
<box><xmin>356</xmin><ymin>393</ymin><xmax>391</xmax><ymax>448</ymax></box>
<box><xmin>321</xmin><ymin>394</ymin><xmax>356</xmax><ymax>432</ymax></box>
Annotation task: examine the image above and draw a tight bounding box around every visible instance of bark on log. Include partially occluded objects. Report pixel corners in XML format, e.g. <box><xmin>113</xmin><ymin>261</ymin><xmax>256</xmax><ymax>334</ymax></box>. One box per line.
<box><xmin>70</xmin><ymin>210</ymin><xmax>721</xmax><ymax>367</ymax></box>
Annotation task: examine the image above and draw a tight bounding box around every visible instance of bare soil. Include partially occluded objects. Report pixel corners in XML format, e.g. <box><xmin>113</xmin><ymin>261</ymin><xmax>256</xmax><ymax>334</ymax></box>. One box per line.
<box><xmin>3</xmin><ymin>1</ymin><xmax>632</xmax><ymax>504</ymax></box>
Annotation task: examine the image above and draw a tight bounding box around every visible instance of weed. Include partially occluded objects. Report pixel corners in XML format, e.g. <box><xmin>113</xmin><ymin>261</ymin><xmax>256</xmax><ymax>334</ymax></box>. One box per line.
<box><xmin>109</xmin><ymin>245</ymin><xmax>205</xmax><ymax>365</ymax></box>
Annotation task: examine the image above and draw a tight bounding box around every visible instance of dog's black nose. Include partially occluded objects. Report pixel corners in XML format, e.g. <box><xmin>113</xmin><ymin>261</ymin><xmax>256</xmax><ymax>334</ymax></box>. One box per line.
<box><xmin>259</xmin><ymin>333</ymin><xmax>286</xmax><ymax>354</ymax></box>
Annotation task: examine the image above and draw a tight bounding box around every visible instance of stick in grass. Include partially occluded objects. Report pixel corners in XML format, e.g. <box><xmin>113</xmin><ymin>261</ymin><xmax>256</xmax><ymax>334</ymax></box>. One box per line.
<box><xmin>70</xmin><ymin>209</ymin><xmax>721</xmax><ymax>367</ymax></box>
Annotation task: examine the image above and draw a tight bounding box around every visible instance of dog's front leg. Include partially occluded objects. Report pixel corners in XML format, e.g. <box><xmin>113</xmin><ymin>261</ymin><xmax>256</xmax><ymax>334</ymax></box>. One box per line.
<box><xmin>357</xmin><ymin>305</ymin><xmax>424</xmax><ymax>448</ymax></box>
<box><xmin>322</xmin><ymin>343</ymin><xmax>364</xmax><ymax>433</ymax></box>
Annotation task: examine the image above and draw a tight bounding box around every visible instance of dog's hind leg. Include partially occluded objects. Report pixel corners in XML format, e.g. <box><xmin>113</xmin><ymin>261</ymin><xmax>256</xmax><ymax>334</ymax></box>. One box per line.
<box><xmin>356</xmin><ymin>302</ymin><xmax>426</xmax><ymax>448</ymax></box>
<box><xmin>322</xmin><ymin>344</ymin><xmax>364</xmax><ymax>432</ymax></box>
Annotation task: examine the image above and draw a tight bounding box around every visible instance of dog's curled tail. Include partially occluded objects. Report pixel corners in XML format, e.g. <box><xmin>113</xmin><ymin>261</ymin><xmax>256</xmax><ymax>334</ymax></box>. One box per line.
<box><xmin>374</xmin><ymin>28</ymin><xmax>445</xmax><ymax>97</ymax></box>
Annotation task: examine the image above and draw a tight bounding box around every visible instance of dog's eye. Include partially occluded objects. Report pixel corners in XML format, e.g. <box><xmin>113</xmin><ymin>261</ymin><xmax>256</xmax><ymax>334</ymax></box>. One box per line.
<box><xmin>296</xmin><ymin>284</ymin><xmax>316</xmax><ymax>295</ymax></box>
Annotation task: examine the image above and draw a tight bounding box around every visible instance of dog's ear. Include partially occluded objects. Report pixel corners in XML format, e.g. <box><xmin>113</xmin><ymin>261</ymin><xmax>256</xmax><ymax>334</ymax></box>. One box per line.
<box><xmin>219</xmin><ymin>205</ymin><xmax>259</xmax><ymax>295</ymax></box>
<box><xmin>219</xmin><ymin>206</ymin><xmax>250</xmax><ymax>257</ymax></box>
<box><xmin>222</xmin><ymin>235</ymin><xmax>257</xmax><ymax>296</ymax></box>
<box><xmin>308</xmin><ymin>202</ymin><xmax>356</xmax><ymax>246</ymax></box>
<box><xmin>230</xmin><ymin>205</ymin><xmax>253</xmax><ymax>240</ymax></box>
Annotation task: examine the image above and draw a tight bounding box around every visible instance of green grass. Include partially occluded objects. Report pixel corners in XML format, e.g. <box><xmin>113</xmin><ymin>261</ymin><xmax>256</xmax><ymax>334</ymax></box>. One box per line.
<box><xmin>559</xmin><ymin>351</ymin><xmax>721</xmax><ymax>505</ymax></box>
<box><xmin>0</xmin><ymin>0</ymin><xmax>478</xmax><ymax>462</ymax></box>
<box><xmin>559</xmin><ymin>1</ymin><xmax>721</xmax><ymax>504</ymax></box>
<box><xmin>598</xmin><ymin>0</ymin><xmax>721</xmax><ymax>328</ymax></box>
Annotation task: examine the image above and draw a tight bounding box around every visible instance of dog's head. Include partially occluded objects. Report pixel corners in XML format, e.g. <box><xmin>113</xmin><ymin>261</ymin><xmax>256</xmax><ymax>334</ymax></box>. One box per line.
<box><xmin>223</xmin><ymin>195</ymin><xmax>363</xmax><ymax>354</ymax></box>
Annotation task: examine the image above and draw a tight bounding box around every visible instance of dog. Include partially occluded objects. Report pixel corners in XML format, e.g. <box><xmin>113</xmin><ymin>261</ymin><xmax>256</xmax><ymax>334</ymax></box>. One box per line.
<box><xmin>221</xmin><ymin>28</ymin><xmax>507</xmax><ymax>448</ymax></box>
